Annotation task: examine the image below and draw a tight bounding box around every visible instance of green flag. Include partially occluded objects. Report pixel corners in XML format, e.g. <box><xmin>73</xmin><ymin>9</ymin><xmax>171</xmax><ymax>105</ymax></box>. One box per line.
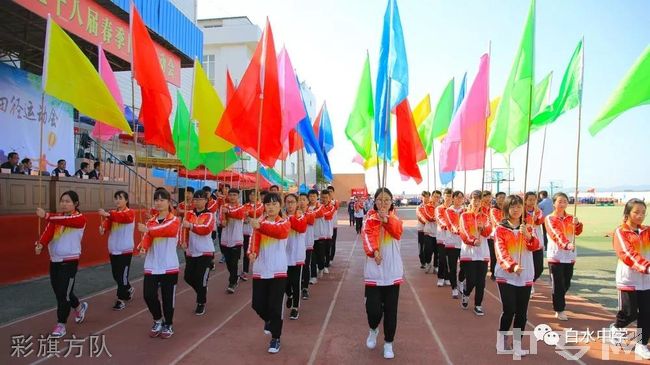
<box><xmin>429</xmin><ymin>78</ymin><xmax>455</xmax><ymax>140</ymax></box>
<box><xmin>488</xmin><ymin>0</ymin><xmax>535</xmax><ymax>155</ymax></box>
<box><xmin>172</xmin><ymin>91</ymin><xmax>203</xmax><ymax>170</ymax></box>
<box><xmin>532</xmin><ymin>71</ymin><xmax>553</xmax><ymax>116</ymax></box>
<box><xmin>345</xmin><ymin>53</ymin><xmax>374</xmax><ymax>160</ymax></box>
<box><xmin>533</xmin><ymin>40</ymin><xmax>583</xmax><ymax>128</ymax></box>
<box><xmin>589</xmin><ymin>45</ymin><xmax>650</xmax><ymax>135</ymax></box>
<box><xmin>202</xmin><ymin>149</ymin><xmax>239</xmax><ymax>175</ymax></box>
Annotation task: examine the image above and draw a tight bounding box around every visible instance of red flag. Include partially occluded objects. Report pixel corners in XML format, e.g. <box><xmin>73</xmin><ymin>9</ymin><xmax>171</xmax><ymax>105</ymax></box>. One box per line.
<box><xmin>130</xmin><ymin>4</ymin><xmax>174</xmax><ymax>154</ymax></box>
<box><xmin>396</xmin><ymin>99</ymin><xmax>424</xmax><ymax>184</ymax></box>
<box><xmin>226</xmin><ymin>69</ymin><xmax>235</xmax><ymax>104</ymax></box>
<box><xmin>215</xmin><ymin>20</ymin><xmax>283</xmax><ymax>167</ymax></box>
<box><xmin>312</xmin><ymin>105</ymin><xmax>323</xmax><ymax>139</ymax></box>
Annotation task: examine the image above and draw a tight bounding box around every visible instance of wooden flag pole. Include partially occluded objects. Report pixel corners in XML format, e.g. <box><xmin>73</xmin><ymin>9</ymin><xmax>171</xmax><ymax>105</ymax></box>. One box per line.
<box><xmin>253</xmin><ymin>92</ymin><xmax>264</xmax><ymax>219</ymax></box>
<box><xmin>572</xmin><ymin>36</ymin><xmax>585</xmax><ymax>248</ymax></box>
<box><xmin>536</xmin><ymin>76</ymin><xmax>553</xmax><ymax>193</ymax></box>
<box><xmin>37</xmin><ymin>91</ymin><xmax>45</xmax><ymax>237</ymax></box>
<box><xmin>381</xmin><ymin>75</ymin><xmax>391</xmax><ymax>189</ymax></box>
<box><xmin>481</xmin><ymin>41</ymin><xmax>492</xmax><ymax>192</ymax></box>
<box><xmin>431</xmin><ymin>139</ymin><xmax>437</xmax><ymax>191</ymax></box>
<box><xmin>522</xmin><ymin>77</ymin><xmax>535</xmax><ymax>194</ymax></box>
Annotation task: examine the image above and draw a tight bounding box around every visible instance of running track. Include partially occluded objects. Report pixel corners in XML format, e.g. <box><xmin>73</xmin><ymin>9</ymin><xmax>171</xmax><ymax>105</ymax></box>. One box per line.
<box><xmin>0</xmin><ymin>219</ymin><xmax>644</xmax><ymax>364</ymax></box>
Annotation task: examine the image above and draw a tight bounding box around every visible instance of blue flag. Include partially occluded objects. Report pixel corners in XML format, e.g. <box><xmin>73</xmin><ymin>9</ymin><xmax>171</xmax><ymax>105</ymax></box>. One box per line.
<box><xmin>296</xmin><ymin>79</ymin><xmax>333</xmax><ymax>181</ymax></box>
<box><xmin>319</xmin><ymin>103</ymin><xmax>334</xmax><ymax>153</ymax></box>
<box><xmin>374</xmin><ymin>0</ymin><xmax>408</xmax><ymax>161</ymax></box>
<box><xmin>439</xmin><ymin>72</ymin><xmax>466</xmax><ymax>185</ymax></box>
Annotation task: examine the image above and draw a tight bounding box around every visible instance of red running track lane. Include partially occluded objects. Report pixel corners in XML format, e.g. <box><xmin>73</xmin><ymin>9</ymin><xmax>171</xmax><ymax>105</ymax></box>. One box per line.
<box><xmin>0</xmin><ymin>222</ymin><xmax>645</xmax><ymax>364</ymax></box>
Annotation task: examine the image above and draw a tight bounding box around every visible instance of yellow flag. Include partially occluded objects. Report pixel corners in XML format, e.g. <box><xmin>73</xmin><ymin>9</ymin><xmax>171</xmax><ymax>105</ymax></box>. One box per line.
<box><xmin>192</xmin><ymin>59</ymin><xmax>232</xmax><ymax>153</ymax></box>
<box><xmin>486</xmin><ymin>97</ymin><xmax>501</xmax><ymax>141</ymax></box>
<box><xmin>412</xmin><ymin>94</ymin><xmax>431</xmax><ymax>127</ymax></box>
<box><xmin>43</xmin><ymin>18</ymin><xmax>131</xmax><ymax>134</ymax></box>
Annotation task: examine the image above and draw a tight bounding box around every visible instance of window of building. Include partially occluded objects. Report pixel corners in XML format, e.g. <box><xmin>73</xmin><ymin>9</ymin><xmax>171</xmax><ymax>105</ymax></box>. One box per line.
<box><xmin>202</xmin><ymin>54</ymin><xmax>215</xmax><ymax>85</ymax></box>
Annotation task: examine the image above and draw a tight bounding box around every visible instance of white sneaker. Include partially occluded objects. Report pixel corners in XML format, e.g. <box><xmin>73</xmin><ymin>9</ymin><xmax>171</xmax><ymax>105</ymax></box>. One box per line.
<box><xmin>318</xmin><ymin>270</ymin><xmax>324</xmax><ymax>278</ymax></box>
<box><xmin>555</xmin><ymin>311</ymin><xmax>568</xmax><ymax>321</ymax></box>
<box><xmin>444</xmin><ymin>280</ymin><xmax>451</xmax><ymax>286</ymax></box>
<box><xmin>635</xmin><ymin>343</ymin><xmax>650</xmax><ymax>360</ymax></box>
<box><xmin>434</xmin><ymin>266</ymin><xmax>439</xmax><ymax>274</ymax></box>
<box><xmin>323</xmin><ymin>267</ymin><xmax>330</xmax><ymax>274</ymax></box>
<box><xmin>310</xmin><ymin>277</ymin><xmax>318</xmax><ymax>285</ymax></box>
<box><xmin>513</xmin><ymin>340</ymin><xmax>529</xmax><ymax>357</ymax></box>
<box><xmin>452</xmin><ymin>289</ymin><xmax>459</xmax><ymax>299</ymax></box>
<box><xmin>383</xmin><ymin>342</ymin><xmax>395</xmax><ymax>359</ymax></box>
<box><xmin>425</xmin><ymin>263</ymin><xmax>432</xmax><ymax>273</ymax></box>
<box><xmin>437</xmin><ymin>279</ymin><xmax>444</xmax><ymax>287</ymax></box>
<box><xmin>458</xmin><ymin>280</ymin><xmax>465</xmax><ymax>293</ymax></box>
<box><xmin>366</xmin><ymin>328</ymin><xmax>379</xmax><ymax>349</ymax></box>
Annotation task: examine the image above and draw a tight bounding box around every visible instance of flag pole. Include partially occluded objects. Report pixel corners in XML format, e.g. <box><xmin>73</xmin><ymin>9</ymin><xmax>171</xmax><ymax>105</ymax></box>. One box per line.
<box><xmin>572</xmin><ymin>36</ymin><xmax>585</xmax><ymax>248</ymax></box>
<box><xmin>381</xmin><ymin>75</ymin><xmax>391</xmax><ymax>189</ymax></box>
<box><xmin>37</xmin><ymin>91</ymin><xmax>45</xmax><ymax>237</ymax></box>
<box><xmin>431</xmin><ymin>139</ymin><xmax>437</xmax><ymax>191</ymax></box>
<box><xmin>426</xmin><ymin>160</ymin><xmax>430</xmax><ymax>192</ymax></box>
<box><xmin>481</xmin><ymin>41</ymin><xmax>492</xmax><ymax>192</ymax></box>
<box><xmin>522</xmin><ymin>81</ymin><xmax>534</xmax><ymax>194</ymax></box>
<box><xmin>536</xmin><ymin>76</ymin><xmax>553</xmax><ymax>193</ymax></box>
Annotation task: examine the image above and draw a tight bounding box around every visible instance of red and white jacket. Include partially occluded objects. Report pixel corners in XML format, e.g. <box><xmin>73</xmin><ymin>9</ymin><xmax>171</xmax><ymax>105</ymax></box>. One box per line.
<box><xmin>459</xmin><ymin>210</ymin><xmax>492</xmax><ymax>262</ymax></box>
<box><xmin>303</xmin><ymin>209</ymin><xmax>316</xmax><ymax>250</ymax></box>
<box><xmin>330</xmin><ymin>199</ymin><xmax>340</xmax><ymax>230</ymax></box>
<box><xmin>613</xmin><ymin>224</ymin><xmax>650</xmax><ymax>291</ymax></box>
<box><xmin>545</xmin><ymin>213</ymin><xmax>583</xmax><ymax>264</ymax></box>
<box><xmin>286</xmin><ymin>212</ymin><xmax>308</xmax><ymax>266</ymax></box>
<box><xmin>220</xmin><ymin>203</ymin><xmax>246</xmax><ymax>247</ymax></box>
<box><xmin>489</xmin><ymin>207</ymin><xmax>504</xmax><ymax>237</ymax></box>
<box><xmin>39</xmin><ymin>211</ymin><xmax>86</xmax><ymax>263</ymax></box>
<box><xmin>140</xmin><ymin>213</ymin><xmax>180</xmax><ymax>275</ymax></box>
<box><xmin>311</xmin><ymin>202</ymin><xmax>336</xmax><ymax>240</ymax></box>
<box><xmin>494</xmin><ymin>222</ymin><xmax>540</xmax><ymax>287</ymax></box>
<box><xmin>417</xmin><ymin>203</ymin><xmax>437</xmax><ymax>237</ymax></box>
<box><xmin>243</xmin><ymin>202</ymin><xmax>264</xmax><ymax>236</ymax></box>
<box><xmin>445</xmin><ymin>206</ymin><xmax>465</xmax><ymax>249</ymax></box>
<box><xmin>362</xmin><ymin>210</ymin><xmax>404</xmax><ymax>287</ymax></box>
<box><xmin>102</xmin><ymin>207</ymin><xmax>135</xmax><ymax>255</ymax></box>
<box><xmin>182</xmin><ymin>209</ymin><xmax>215</xmax><ymax>258</ymax></box>
<box><xmin>524</xmin><ymin>208</ymin><xmax>545</xmax><ymax>252</ymax></box>
<box><xmin>435</xmin><ymin>204</ymin><xmax>451</xmax><ymax>245</ymax></box>
<box><xmin>249</xmin><ymin>215</ymin><xmax>291</xmax><ymax>279</ymax></box>
<box><xmin>176</xmin><ymin>201</ymin><xmax>194</xmax><ymax>216</ymax></box>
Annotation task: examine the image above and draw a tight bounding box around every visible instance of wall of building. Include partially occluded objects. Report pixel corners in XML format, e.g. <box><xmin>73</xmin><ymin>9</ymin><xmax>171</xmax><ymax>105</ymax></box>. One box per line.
<box><xmin>332</xmin><ymin>174</ymin><xmax>368</xmax><ymax>202</ymax></box>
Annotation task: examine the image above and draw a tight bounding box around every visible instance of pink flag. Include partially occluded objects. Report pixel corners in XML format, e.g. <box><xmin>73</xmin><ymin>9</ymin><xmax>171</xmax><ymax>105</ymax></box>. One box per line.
<box><xmin>91</xmin><ymin>45</ymin><xmax>125</xmax><ymax>141</ymax></box>
<box><xmin>277</xmin><ymin>47</ymin><xmax>307</xmax><ymax>142</ymax></box>
<box><xmin>440</xmin><ymin>53</ymin><xmax>490</xmax><ymax>172</ymax></box>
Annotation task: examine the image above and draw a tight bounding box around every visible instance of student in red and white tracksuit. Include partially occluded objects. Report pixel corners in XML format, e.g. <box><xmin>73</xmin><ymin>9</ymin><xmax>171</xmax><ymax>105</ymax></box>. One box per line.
<box><xmin>137</xmin><ymin>189</ymin><xmax>180</xmax><ymax>339</ymax></box>
<box><xmin>284</xmin><ymin>193</ymin><xmax>307</xmax><ymax>320</ymax></box>
<box><xmin>242</xmin><ymin>192</ymin><xmax>264</xmax><ymax>281</ymax></box>
<box><xmin>489</xmin><ymin>192</ymin><xmax>506</xmax><ymax>280</ymax></box>
<box><xmin>494</xmin><ymin>195</ymin><xmax>540</xmax><ymax>356</ymax></box>
<box><xmin>435</xmin><ymin>189</ymin><xmax>453</xmax><ymax>287</ymax></box>
<box><xmin>362</xmin><ymin>188</ymin><xmax>403</xmax><ymax>360</ymax></box>
<box><xmin>99</xmin><ymin>190</ymin><xmax>135</xmax><ymax>311</ymax></box>
<box><xmin>176</xmin><ymin>186</ymin><xmax>194</xmax><ymax>217</ymax></box>
<box><xmin>611</xmin><ymin>199</ymin><xmax>650</xmax><ymax>359</ymax></box>
<box><xmin>323</xmin><ymin>189</ymin><xmax>337</xmax><ymax>269</ymax></box>
<box><xmin>307</xmin><ymin>190</ymin><xmax>322</xmax><ymax>283</ymax></box>
<box><xmin>220</xmin><ymin>188</ymin><xmax>247</xmax><ymax>293</ymax></box>
<box><xmin>299</xmin><ymin>192</ymin><xmax>315</xmax><ymax>299</ymax></box>
<box><xmin>181</xmin><ymin>190</ymin><xmax>215</xmax><ymax>316</ymax></box>
<box><xmin>524</xmin><ymin>192</ymin><xmax>545</xmax><ymax>288</ymax></box>
<box><xmin>545</xmin><ymin>192</ymin><xmax>583</xmax><ymax>321</ymax></box>
<box><xmin>459</xmin><ymin>191</ymin><xmax>492</xmax><ymax>314</ymax></box>
<box><xmin>248</xmin><ymin>192</ymin><xmax>291</xmax><ymax>354</ymax></box>
<box><xmin>445</xmin><ymin>191</ymin><xmax>466</xmax><ymax>298</ymax></box>
<box><xmin>327</xmin><ymin>185</ymin><xmax>339</xmax><ymax>264</ymax></box>
<box><xmin>417</xmin><ymin>191</ymin><xmax>432</xmax><ymax>269</ymax></box>
<box><xmin>310</xmin><ymin>189</ymin><xmax>336</xmax><ymax>279</ymax></box>
<box><xmin>35</xmin><ymin>191</ymin><xmax>88</xmax><ymax>338</ymax></box>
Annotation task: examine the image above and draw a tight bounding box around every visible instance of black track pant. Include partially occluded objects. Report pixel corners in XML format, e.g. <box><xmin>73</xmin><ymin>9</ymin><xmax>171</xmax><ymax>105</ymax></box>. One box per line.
<box><xmin>242</xmin><ymin>235</ymin><xmax>251</xmax><ymax>273</ymax></box>
<box><xmin>445</xmin><ymin>247</ymin><xmax>461</xmax><ymax>288</ymax></box>
<box><xmin>488</xmin><ymin>238</ymin><xmax>497</xmax><ymax>278</ymax></box>
<box><xmin>222</xmin><ymin>245</ymin><xmax>241</xmax><ymax>286</ymax></box>
<box><xmin>365</xmin><ymin>285</ymin><xmax>400</xmax><ymax>343</ymax></box>
<box><xmin>184</xmin><ymin>255</ymin><xmax>212</xmax><ymax>304</ymax></box>
<box><xmin>252</xmin><ymin>278</ymin><xmax>286</xmax><ymax>339</ymax></box>
<box><xmin>109</xmin><ymin>254</ymin><xmax>132</xmax><ymax>300</ymax></box>
<box><xmin>418</xmin><ymin>232</ymin><xmax>425</xmax><ymax>266</ymax></box>
<box><xmin>460</xmin><ymin>261</ymin><xmax>488</xmax><ymax>306</ymax></box>
<box><xmin>424</xmin><ymin>235</ymin><xmax>436</xmax><ymax>266</ymax></box>
<box><xmin>314</xmin><ymin>239</ymin><xmax>329</xmax><ymax>271</ymax></box>
<box><xmin>302</xmin><ymin>250</ymin><xmax>313</xmax><ymax>290</ymax></box>
<box><xmin>50</xmin><ymin>261</ymin><xmax>80</xmax><ymax>324</ymax></box>
<box><xmin>286</xmin><ymin>266</ymin><xmax>302</xmax><ymax>308</ymax></box>
<box><xmin>615</xmin><ymin>289</ymin><xmax>650</xmax><ymax>345</ymax></box>
<box><xmin>549</xmin><ymin>262</ymin><xmax>574</xmax><ymax>312</ymax></box>
<box><xmin>355</xmin><ymin>217</ymin><xmax>363</xmax><ymax>234</ymax></box>
<box><xmin>143</xmin><ymin>273</ymin><xmax>178</xmax><ymax>326</ymax></box>
<box><xmin>329</xmin><ymin>228</ymin><xmax>337</xmax><ymax>262</ymax></box>
<box><xmin>532</xmin><ymin>249</ymin><xmax>544</xmax><ymax>282</ymax></box>
<box><xmin>498</xmin><ymin>282</ymin><xmax>532</xmax><ymax>333</ymax></box>
<box><xmin>437</xmin><ymin>242</ymin><xmax>447</xmax><ymax>280</ymax></box>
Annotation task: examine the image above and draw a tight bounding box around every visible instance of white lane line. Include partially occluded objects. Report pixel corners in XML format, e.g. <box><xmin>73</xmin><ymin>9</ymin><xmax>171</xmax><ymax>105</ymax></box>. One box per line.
<box><xmin>307</xmin><ymin>235</ymin><xmax>359</xmax><ymax>365</ymax></box>
<box><xmin>169</xmin><ymin>299</ymin><xmax>252</xmax><ymax>365</ymax></box>
<box><xmin>405</xmin><ymin>277</ymin><xmax>454</xmax><ymax>365</ymax></box>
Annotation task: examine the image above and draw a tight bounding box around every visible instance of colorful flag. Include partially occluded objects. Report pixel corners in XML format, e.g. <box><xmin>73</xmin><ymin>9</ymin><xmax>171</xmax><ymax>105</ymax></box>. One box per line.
<box><xmin>278</xmin><ymin>47</ymin><xmax>307</xmax><ymax>142</ymax></box>
<box><xmin>439</xmin><ymin>75</ymin><xmax>464</xmax><ymax>185</ymax></box>
<box><xmin>91</xmin><ymin>45</ymin><xmax>126</xmax><ymax>141</ymax></box>
<box><xmin>226</xmin><ymin>69</ymin><xmax>236</xmax><ymax>103</ymax></box>
<box><xmin>171</xmin><ymin>91</ymin><xmax>203</xmax><ymax>170</ymax></box>
<box><xmin>429</xmin><ymin>78</ymin><xmax>455</xmax><ymax>141</ymax></box>
<box><xmin>319</xmin><ymin>103</ymin><xmax>334</xmax><ymax>153</ymax></box>
<box><xmin>296</xmin><ymin>83</ymin><xmax>332</xmax><ymax>180</ymax></box>
<box><xmin>533</xmin><ymin>40</ymin><xmax>582</xmax><ymax>128</ymax></box>
<box><xmin>487</xmin><ymin>0</ymin><xmax>535</xmax><ymax>155</ymax></box>
<box><xmin>590</xmin><ymin>45</ymin><xmax>650</xmax><ymax>135</ymax></box>
<box><xmin>532</xmin><ymin>71</ymin><xmax>554</xmax><ymax>117</ymax></box>
<box><xmin>42</xmin><ymin>18</ymin><xmax>131</xmax><ymax>135</ymax></box>
<box><xmin>203</xmin><ymin>149</ymin><xmax>239</xmax><ymax>175</ymax></box>
<box><xmin>192</xmin><ymin>59</ymin><xmax>231</xmax><ymax>153</ymax></box>
<box><xmin>345</xmin><ymin>53</ymin><xmax>375</xmax><ymax>161</ymax></box>
<box><xmin>395</xmin><ymin>99</ymin><xmax>423</xmax><ymax>183</ymax></box>
<box><xmin>413</xmin><ymin>94</ymin><xmax>433</xmax><ymax>157</ymax></box>
<box><xmin>215</xmin><ymin>19</ymin><xmax>283</xmax><ymax>167</ymax></box>
<box><xmin>131</xmin><ymin>4</ymin><xmax>174</xmax><ymax>153</ymax></box>
<box><xmin>440</xmin><ymin>54</ymin><xmax>490</xmax><ymax>172</ymax></box>
<box><xmin>375</xmin><ymin>0</ymin><xmax>409</xmax><ymax>160</ymax></box>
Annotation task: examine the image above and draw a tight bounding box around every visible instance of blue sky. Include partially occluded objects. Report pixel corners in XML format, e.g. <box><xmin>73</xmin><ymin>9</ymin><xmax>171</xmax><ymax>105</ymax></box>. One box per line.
<box><xmin>198</xmin><ymin>0</ymin><xmax>649</xmax><ymax>193</ymax></box>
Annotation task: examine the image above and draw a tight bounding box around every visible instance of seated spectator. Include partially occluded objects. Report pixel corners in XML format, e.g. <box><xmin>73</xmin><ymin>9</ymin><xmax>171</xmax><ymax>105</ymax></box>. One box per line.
<box><xmin>20</xmin><ymin>158</ymin><xmax>33</xmax><ymax>175</ymax></box>
<box><xmin>88</xmin><ymin>161</ymin><xmax>101</xmax><ymax>180</ymax></box>
<box><xmin>1</xmin><ymin>152</ymin><xmax>20</xmax><ymax>173</ymax></box>
<box><xmin>74</xmin><ymin>162</ymin><xmax>92</xmax><ymax>179</ymax></box>
<box><xmin>52</xmin><ymin>159</ymin><xmax>71</xmax><ymax>177</ymax></box>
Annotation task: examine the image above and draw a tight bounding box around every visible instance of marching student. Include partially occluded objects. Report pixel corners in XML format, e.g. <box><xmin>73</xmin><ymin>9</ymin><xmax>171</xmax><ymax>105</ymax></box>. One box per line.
<box><xmin>426</xmin><ymin>191</ymin><xmax>440</xmax><ymax>274</ymax></box>
<box><xmin>354</xmin><ymin>197</ymin><xmax>365</xmax><ymax>234</ymax></box>
<box><xmin>98</xmin><ymin>190</ymin><xmax>135</xmax><ymax>311</ymax></box>
<box><xmin>494</xmin><ymin>195</ymin><xmax>540</xmax><ymax>356</ymax></box>
<box><xmin>181</xmin><ymin>190</ymin><xmax>215</xmax><ymax>316</ymax></box>
<box><xmin>284</xmin><ymin>193</ymin><xmax>307</xmax><ymax>320</ymax></box>
<box><xmin>35</xmin><ymin>191</ymin><xmax>88</xmax><ymax>338</ymax></box>
<box><xmin>523</xmin><ymin>192</ymin><xmax>545</xmax><ymax>292</ymax></box>
<box><xmin>248</xmin><ymin>192</ymin><xmax>291</xmax><ymax>354</ymax></box>
<box><xmin>327</xmin><ymin>185</ymin><xmax>339</xmax><ymax>265</ymax></box>
<box><xmin>307</xmin><ymin>189</ymin><xmax>321</xmax><ymax>285</ymax></box>
<box><xmin>299</xmin><ymin>192</ymin><xmax>315</xmax><ymax>299</ymax></box>
<box><xmin>363</xmin><ymin>188</ymin><xmax>404</xmax><ymax>360</ymax></box>
<box><xmin>417</xmin><ymin>191</ymin><xmax>437</xmax><ymax>273</ymax></box>
<box><xmin>459</xmin><ymin>191</ymin><xmax>492</xmax><ymax>315</ymax></box>
<box><xmin>545</xmin><ymin>192</ymin><xmax>583</xmax><ymax>321</ymax></box>
<box><xmin>417</xmin><ymin>191</ymin><xmax>431</xmax><ymax>269</ymax></box>
<box><xmin>221</xmin><ymin>188</ymin><xmax>247</xmax><ymax>293</ymax></box>
<box><xmin>242</xmin><ymin>190</ymin><xmax>264</xmax><ymax>282</ymax></box>
<box><xmin>323</xmin><ymin>188</ymin><xmax>337</xmax><ymax>270</ymax></box>
<box><xmin>313</xmin><ymin>189</ymin><xmax>336</xmax><ymax>279</ymax></box>
<box><xmin>489</xmin><ymin>192</ymin><xmax>506</xmax><ymax>281</ymax></box>
<box><xmin>610</xmin><ymin>198</ymin><xmax>650</xmax><ymax>360</ymax></box>
<box><xmin>137</xmin><ymin>188</ymin><xmax>180</xmax><ymax>339</ymax></box>
<box><xmin>435</xmin><ymin>189</ymin><xmax>453</xmax><ymax>287</ymax></box>
<box><xmin>176</xmin><ymin>187</ymin><xmax>195</xmax><ymax>217</ymax></box>
<box><xmin>445</xmin><ymin>191</ymin><xmax>466</xmax><ymax>298</ymax></box>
